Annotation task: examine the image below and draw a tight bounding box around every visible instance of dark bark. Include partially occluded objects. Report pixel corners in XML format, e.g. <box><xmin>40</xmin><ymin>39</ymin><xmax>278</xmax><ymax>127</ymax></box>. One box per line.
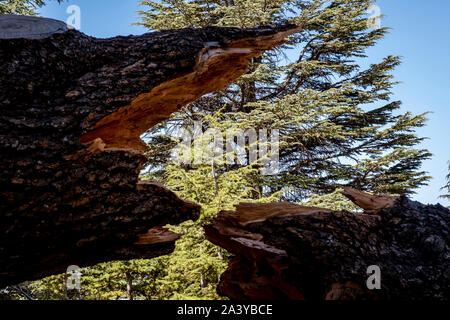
<box><xmin>0</xmin><ymin>14</ymin><xmax>301</xmax><ymax>287</ymax></box>
<box><xmin>205</xmin><ymin>188</ymin><xmax>450</xmax><ymax>300</ymax></box>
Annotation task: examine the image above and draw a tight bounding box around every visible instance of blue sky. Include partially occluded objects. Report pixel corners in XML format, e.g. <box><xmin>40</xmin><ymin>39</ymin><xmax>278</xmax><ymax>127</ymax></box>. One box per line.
<box><xmin>39</xmin><ymin>0</ymin><xmax>450</xmax><ymax>206</ymax></box>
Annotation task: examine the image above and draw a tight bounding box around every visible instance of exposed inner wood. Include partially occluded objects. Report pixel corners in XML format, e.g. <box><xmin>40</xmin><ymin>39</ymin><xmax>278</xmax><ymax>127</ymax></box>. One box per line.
<box><xmin>232</xmin><ymin>202</ymin><xmax>332</xmax><ymax>226</ymax></box>
<box><xmin>135</xmin><ymin>227</ymin><xmax>181</xmax><ymax>245</ymax></box>
<box><xmin>80</xmin><ymin>27</ymin><xmax>302</xmax><ymax>151</ymax></box>
<box><xmin>342</xmin><ymin>187</ymin><xmax>397</xmax><ymax>213</ymax></box>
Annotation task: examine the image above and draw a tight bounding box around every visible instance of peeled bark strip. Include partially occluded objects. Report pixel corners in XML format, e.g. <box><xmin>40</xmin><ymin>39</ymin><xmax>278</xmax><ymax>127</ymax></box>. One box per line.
<box><xmin>205</xmin><ymin>188</ymin><xmax>450</xmax><ymax>300</ymax></box>
<box><xmin>0</xmin><ymin>14</ymin><xmax>301</xmax><ymax>287</ymax></box>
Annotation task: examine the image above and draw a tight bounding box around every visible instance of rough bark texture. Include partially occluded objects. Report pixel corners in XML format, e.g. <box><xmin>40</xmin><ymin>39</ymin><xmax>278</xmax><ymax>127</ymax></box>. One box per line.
<box><xmin>0</xmin><ymin>15</ymin><xmax>301</xmax><ymax>287</ymax></box>
<box><xmin>205</xmin><ymin>188</ymin><xmax>450</xmax><ymax>300</ymax></box>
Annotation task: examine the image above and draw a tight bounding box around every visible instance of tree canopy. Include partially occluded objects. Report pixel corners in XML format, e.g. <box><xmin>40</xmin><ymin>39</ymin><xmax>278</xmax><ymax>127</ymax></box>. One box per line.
<box><xmin>135</xmin><ymin>0</ymin><xmax>431</xmax><ymax>300</ymax></box>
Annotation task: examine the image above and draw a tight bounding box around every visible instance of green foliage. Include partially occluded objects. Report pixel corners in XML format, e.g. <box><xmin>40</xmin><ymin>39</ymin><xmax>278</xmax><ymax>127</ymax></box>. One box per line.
<box><xmin>137</xmin><ymin>0</ymin><xmax>289</xmax><ymax>29</ymax></box>
<box><xmin>140</xmin><ymin>127</ymin><xmax>281</xmax><ymax>299</ymax></box>
<box><xmin>1</xmin><ymin>258</ymin><xmax>169</xmax><ymax>300</ymax></box>
<box><xmin>139</xmin><ymin>0</ymin><xmax>431</xmax><ymax>200</ymax></box>
<box><xmin>0</xmin><ymin>0</ymin><xmax>62</xmax><ymax>15</ymax></box>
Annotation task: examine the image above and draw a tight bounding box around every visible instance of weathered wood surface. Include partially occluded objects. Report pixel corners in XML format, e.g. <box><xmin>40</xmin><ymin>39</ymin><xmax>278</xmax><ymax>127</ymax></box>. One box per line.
<box><xmin>205</xmin><ymin>188</ymin><xmax>450</xmax><ymax>300</ymax></box>
<box><xmin>0</xmin><ymin>14</ymin><xmax>301</xmax><ymax>287</ymax></box>
<box><xmin>0</xmin><ymin>15</ymin><xmax>69</xmax><ymax>40</ymax></box>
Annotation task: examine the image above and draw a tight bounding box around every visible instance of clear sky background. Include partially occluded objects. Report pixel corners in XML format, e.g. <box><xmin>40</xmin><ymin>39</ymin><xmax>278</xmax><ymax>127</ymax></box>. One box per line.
<box><xmin>39</xmin><ymin>0</ymin><xmax>450</xmax><ymax>206</ymax></box>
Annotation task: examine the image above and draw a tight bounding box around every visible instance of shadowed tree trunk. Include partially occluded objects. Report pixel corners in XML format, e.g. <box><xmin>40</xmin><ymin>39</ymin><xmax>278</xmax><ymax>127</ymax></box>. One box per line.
<box><xmin>125</xmin><ymin>271</ymin><xmax>133</xmax><ymax>301</ymax></box>
<box><xmin>0</xmin><ymin>14</ymin><xmax>301</xmax><ymax>288</ymax></box>
<box><xmin>205</xmin><ymin>188</ymin><xmax>450</xmax><ymax>300</ymax></box>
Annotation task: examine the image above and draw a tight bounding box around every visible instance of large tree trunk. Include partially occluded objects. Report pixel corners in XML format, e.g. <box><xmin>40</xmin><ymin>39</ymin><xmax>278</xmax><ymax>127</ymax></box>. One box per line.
<box><xmin>0</xmin><ymin>14</ymin><xmax>301</xmax><ymax>287</ymax></box>
<box><xmin>205</xmin><ymin>188</ymin><xmax>450</xmax><ymax>300</ymax></box>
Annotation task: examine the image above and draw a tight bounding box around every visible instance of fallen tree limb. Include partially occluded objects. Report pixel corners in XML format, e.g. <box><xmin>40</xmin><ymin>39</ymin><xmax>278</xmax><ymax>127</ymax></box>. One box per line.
<box><xmin>0</xmin><ymin>14</ymin><xmax>302</xmax><ymax>287</ymax></box>
<box><xmin>205</xmin><ymin>188</ymin><xmax>450</xmax><ymax>300</ymax></box>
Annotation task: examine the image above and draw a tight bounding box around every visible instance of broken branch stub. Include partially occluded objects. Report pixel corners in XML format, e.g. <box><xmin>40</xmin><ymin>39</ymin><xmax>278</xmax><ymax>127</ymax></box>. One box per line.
<box><xmin>0</xmin><ymin>14</ymin><xmax>302</xmax><ymax>287</ymax></box>
<box><xmin>205</xmin><ymin>188</ymin><xmax>450</xmax><ymax>300</ymax></box>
